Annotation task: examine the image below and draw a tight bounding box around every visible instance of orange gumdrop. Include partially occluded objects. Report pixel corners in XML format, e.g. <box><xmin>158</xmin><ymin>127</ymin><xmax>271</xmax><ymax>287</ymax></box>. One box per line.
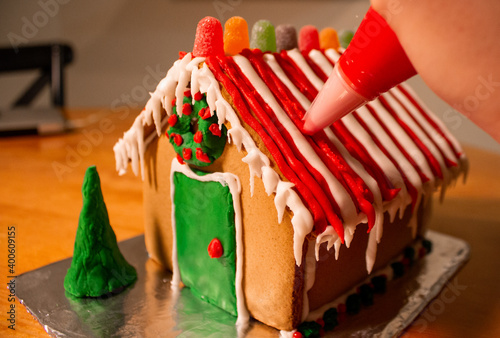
<box><xmin>223</xmin><ymin>16</ymin><xmax>249</xmax><ymax>56</ymax></box>
<box><xmin>320</xmin><ymin>27</ymin><xmax>340</xmax><ymax>51</ymax></box>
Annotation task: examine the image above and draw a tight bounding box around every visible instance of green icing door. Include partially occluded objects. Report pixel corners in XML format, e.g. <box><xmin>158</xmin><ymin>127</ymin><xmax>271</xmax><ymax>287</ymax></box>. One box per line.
<box><xmin>173</xmin><ymin>171</ymin><xmax>238</xmax><ymax>316</ymax></box>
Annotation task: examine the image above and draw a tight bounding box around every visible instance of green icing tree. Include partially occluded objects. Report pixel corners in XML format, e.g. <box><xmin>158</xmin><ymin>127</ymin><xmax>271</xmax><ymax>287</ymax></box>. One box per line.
<box><xmin>64</xmin><ymin>165</ymin><xmax>137</xmax><ymax>297</ymax></box>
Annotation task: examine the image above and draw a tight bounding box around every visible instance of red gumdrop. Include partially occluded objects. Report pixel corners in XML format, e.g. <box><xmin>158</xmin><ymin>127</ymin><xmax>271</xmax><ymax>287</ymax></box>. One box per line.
<box><xmin>208</xmin><ymin>238</ymin><xmax>223</xmax><ymax>258</ymax></box>
<box><xmin>298</xmin><ymin>25</ymin><xmax>320</xmax><ymax>54</ymax></box>
<box><xmin>292</xmin><ymin>332</ymin><xmax>303</xmax><ymax>338</ymax></box>
<box><xmin>193</xmin><ymin>17</ymin><xmax>224</xmax><ymax>57</ymax></box>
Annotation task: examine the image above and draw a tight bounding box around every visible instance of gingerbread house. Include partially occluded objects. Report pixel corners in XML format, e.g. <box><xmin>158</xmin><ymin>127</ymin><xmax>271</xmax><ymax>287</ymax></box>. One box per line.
<box><xmin>113</xmin><ymin>17</ymin><xmax>467</xmax><ymax>333</ymax></box>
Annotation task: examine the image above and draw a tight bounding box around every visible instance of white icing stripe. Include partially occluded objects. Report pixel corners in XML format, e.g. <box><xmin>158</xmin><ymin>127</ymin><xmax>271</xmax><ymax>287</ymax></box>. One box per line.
<box><xmin>369</xmin><ymin>99</ymin><xmax>436</xmax><ymax>188</ymax></box>
<box><xmin>287</xmin><ymin>49</ymin><xmax>324</xmax><ymax>91</ymax></box>
<box><xmin>325</xmin><ymin>48</ymin><xmax>341</xmax><ymax>63</ymax></box>
<box><xmin>263</xmin><ymin>54</ymin><xmax>311</xmax><ymax>110</ymax></box>
<box><xmin>169</xmin><ymin>159</ymin><xmax>249</xmax><ymax>326</ymax></box>
<box><xmin>308</xmin><ymin>49</ymin><xmax>334</xmax><ymax>76</ymax></box>
<box><xmin>233</xmin><ymin>54</ymin><xmax>363</xmax><ymax>231</ymax></box>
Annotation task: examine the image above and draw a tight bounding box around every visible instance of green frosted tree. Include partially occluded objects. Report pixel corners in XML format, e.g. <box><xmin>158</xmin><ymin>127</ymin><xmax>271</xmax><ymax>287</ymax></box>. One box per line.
<box><xmin>64</xmin><ymin>165</ymin><xmax>137</xmax><ymax>297</ymax></box>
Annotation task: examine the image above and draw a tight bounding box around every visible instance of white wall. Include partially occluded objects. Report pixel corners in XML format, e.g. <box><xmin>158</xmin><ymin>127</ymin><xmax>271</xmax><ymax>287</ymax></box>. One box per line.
<box><xmin>1</xmin><ymin>0</ymin><xmax>499</xmax><ymax>153</ymax></box>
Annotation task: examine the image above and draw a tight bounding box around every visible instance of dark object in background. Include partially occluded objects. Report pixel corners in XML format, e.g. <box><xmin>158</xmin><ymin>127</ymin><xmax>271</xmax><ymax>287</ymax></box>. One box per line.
<box><xmin>0</xmin><ymin>44</ymin><xmax>73</xmax><ymax>135</ymax></box>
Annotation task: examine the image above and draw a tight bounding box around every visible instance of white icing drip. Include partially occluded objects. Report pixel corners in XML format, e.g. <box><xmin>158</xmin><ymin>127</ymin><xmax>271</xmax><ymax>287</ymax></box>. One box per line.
<box><xmin>286</xmin><ymin>49</ymin><xmax>324</xmax><ymax>91</ymax></box>
<box><xmin>233</xmin><ymin>54</ymin><xmax>363</xmax><ymax>231</ymax></box>
<box><xmin>261</xmin><ymin>166</ymin><xmax>280</xmax><ymax>196</ymax></box>
<box><xmin>241</xmin><ymin>149</ymin><xmax>270</xmax><ymax>197</ymax></box>
<box><xmin>324</xmin><ymin>48</ymin><xmax>341</xmax><ymax>63</ymax></box>
<box><xmin>169</xmin><ymin>159</ymin><xmax>249</xmax><ymax>326</ymax></box>
<box><xmin>301</xmin><ymin>239</ymin><xmax>317</xmax><ymax>322</ymax></box>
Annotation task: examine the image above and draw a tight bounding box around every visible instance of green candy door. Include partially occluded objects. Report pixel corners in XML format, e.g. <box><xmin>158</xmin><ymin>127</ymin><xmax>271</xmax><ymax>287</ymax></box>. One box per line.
<box><xmin>172</xmin><ymin>170</ymin><xmax>238</xmax><ymax>316</ymax></box>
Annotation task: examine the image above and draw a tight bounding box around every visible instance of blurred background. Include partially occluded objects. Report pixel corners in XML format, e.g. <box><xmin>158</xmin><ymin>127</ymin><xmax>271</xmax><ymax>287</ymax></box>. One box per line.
<box><xmin>1</xmin><ymin>0</ymin><xmax>499</xmax><ymax>153</ymax></box>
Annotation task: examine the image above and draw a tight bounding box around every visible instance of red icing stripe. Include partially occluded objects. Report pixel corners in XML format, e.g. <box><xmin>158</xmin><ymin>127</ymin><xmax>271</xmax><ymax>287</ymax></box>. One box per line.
<box><xmin>243</xmin><ymin>49</ymin><xmax>376</xmax><ymax>232</ymax></box>
<box><xmin>378</xmin><ymin>96</ymin><xmax>444</xmax><ymax>180</ymax></box>
<box><xmin>363</xmin><ymin>104</ymin><xmax>430</xmax><ymax>185</ymax></box>
<box><xmin>396</xmin><ymin>85</ymin><xmax>462</xmax><ymax>159</ymax></box>
<box><xmin>220</xmin><ymin>56</ymin><xmax>340</xmax><ymax>237</ymax></box>
<box><xmin>330</xmin><ymin>121</ymin><xmax>401</xmax><ymax>202</ymax></box>
<box><xmin>301</xmin><ymin>51</ymin><xmax>329</xmax><ymax>82</ymax></box>
<box><xmin>388</xmin><ymin>91</ymin><xmax>458</xmax><ymax>169</ymax></box>
<box><xmin>205</xmin><ymin>56</ymin><xmax>330</xmax><ymax>236</ymax></box>
<box><xmin>275</xmin><ymin>50</ymin><xmax>399</xmax><ymax>202</ymax></box>
<box><xmin>273</xmin><ymin>52</ymin><xmax>317</xmax><ymax>102</ymax></box>
<box><xmin>353</xmin><ymin>110</ymin><xmax>420</xmax><ymax>212</ymax></box>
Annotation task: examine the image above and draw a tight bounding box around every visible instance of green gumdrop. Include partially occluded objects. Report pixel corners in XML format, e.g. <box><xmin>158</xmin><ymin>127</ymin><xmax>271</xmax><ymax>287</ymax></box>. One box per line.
<box><xmin>64</xmin><ymin>166</ymin><xmax>137</xmax><ymax>298</ymax></box>
<box><xmin>250</xmin><ymin>20</ymin><xmax>276</xmax><ymax>52</ymax></box>
<box><xmin>339</xmin><ymin>29</ymin><xmax>354</xmax><ymax>49</ymax></box>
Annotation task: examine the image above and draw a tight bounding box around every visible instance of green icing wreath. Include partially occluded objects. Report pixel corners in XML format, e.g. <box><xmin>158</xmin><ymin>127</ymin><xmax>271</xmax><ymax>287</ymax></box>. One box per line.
<box><xmin>166</xmin><ymin>91</ymin><xmax>227</xmax><ymax>167</ymax></box>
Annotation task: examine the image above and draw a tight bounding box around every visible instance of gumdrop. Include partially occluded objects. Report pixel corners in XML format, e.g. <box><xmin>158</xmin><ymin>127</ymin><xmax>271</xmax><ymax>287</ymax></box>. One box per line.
<box><xmin>193</xmin><ymin>16</ymin><xmax>224</xmax><ymax>57</ymax></box>
<box><xmin>275</xmin><ymin>24</ymin><xmax>298</xmax><ymax>52</ymax></box>
<box><xmin>298</xmin><ymin>25</ymin><xmax>320</xmax><ymax>53</ymax></box>
<box><xmin>339</xmin><ymin>29</ymin><xmax>354</xmax><ymax>49</ymax></box>
<box><xmin>250</xmin><ymin>20</ymin><xmax>277</xmax><ymax>53</ymax></box>
<box><xmin>224</xmin><ymin>16</ymin><xmax>249</xmax><ymax>56</ymax></box>
<box><xmin>320</xmin><ymin>27</ymin><xmax>340</xmax><ymax>50</ymax></box>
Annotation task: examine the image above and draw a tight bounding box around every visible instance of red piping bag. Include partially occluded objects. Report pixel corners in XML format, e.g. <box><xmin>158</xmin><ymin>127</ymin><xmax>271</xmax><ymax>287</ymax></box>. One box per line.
<box><xmin>303</xmin><ymin>7</ymin><xmax>417</xmax><ymax>134</ymax></box>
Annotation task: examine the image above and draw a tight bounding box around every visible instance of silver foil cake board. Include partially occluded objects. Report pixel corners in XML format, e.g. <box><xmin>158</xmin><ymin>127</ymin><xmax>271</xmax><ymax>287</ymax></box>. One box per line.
<box><xmin>16</xmin><ymin>230</ymin><xmax>470</xmax><ymax>337</ymax></box>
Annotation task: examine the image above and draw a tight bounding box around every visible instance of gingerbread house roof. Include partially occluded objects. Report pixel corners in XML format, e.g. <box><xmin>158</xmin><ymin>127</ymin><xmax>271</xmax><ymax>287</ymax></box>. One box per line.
<box><xmin>113</xmin><ymin>20</ymin><xmax>467</xmax><ymax>271</ymax></box>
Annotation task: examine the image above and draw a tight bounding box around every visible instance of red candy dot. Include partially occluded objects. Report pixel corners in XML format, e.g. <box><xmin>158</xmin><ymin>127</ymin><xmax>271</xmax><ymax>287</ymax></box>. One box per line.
<box><xmin>208</xmin><ymin>238</ymin><xmax>223</xmax><ymax>258</ymax></box>
<box><xmin>194</xmin><ymin>92</ymin><xmax>203</xmax><ymax>101</ymax></box>
<box><xmin>168</xmin><ymin>114</ymin><xmax>178</xmax><ymax>127</ymax></box>
<box><xmin>171</xmin><ymin>98</ymin><xmax>176</xmax><ymax>106</ymax></box>
<box><xmin>194</xmin><ymin>131</ymin><xmax>203</xmax><ymax>143</ymax></box>
<box><xmin>293</xmin><ymin>332</ymin><xmax>303</xmax><ymax>338</ymax></box>
<box><xmin>209</xmin><ymin>123</ymin><xmax>221</xmax><ymax>137</ymax></box>
<box><xmin>316</xmin><ymin>318</ymin><xmax>325</xmax><ymax>328</ymax></box>
<box><xmin>183</xmin><ymin>148</ymin><xmax>192</xmax><ymax>160</ymax></box>
<box><xmin>184</xmin><ymin>89</ymin><xmax>192</xmax><ymax>98</ymax></box>
<box><xmin>176</xmin><ymin>153</ymin><xmax>184</xmax><ymax>164</ymax></box>
<box><xmin>198</xmin><ymin>107</ymin><xmax>211</xmax><ymax>120</ymax></box>
<box><xmin>196</xmin><ymin>148</ymin><xmax>211</xmax><ymax>163</ymax></box>
<box><xmin>182</xmin><ymin>103</ymin><xmax>192</xmax><ymax>115</ymax></box>
<box><xmin>171</xmin><ymin>133</ymin><xmax>183</xmax><ymax>146</ymax></box>
<box><xmin>193</xmin><ymin>17</ymin><xmax>224</xmax><ymax>57</ymax></box>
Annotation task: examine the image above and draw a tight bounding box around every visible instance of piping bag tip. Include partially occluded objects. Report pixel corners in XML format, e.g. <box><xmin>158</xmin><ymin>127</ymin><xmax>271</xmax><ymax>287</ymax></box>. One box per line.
<box><xmin>303</xmin><ymin>66</ymin><xmax>368</xmax><ymax>135</ymax></box>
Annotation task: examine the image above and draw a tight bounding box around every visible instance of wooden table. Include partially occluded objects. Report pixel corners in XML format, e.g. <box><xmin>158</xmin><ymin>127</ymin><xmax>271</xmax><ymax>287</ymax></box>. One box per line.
<box><xmin>1</xmin><ymin>109</ymin><xmax>499</xmax><ymax>337</ymax></box>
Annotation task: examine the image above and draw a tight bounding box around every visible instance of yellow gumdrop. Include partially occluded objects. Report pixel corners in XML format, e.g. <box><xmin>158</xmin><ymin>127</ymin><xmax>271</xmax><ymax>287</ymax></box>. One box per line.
<box><xmin>224</xmin><ymin>16</ymin><xmax>250</xmax><ymax>56</ymax></box>
<box><xmin>320</xmin><ymin>27</ymin><xmax>340</xmax><ymax>51</ymax></box>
